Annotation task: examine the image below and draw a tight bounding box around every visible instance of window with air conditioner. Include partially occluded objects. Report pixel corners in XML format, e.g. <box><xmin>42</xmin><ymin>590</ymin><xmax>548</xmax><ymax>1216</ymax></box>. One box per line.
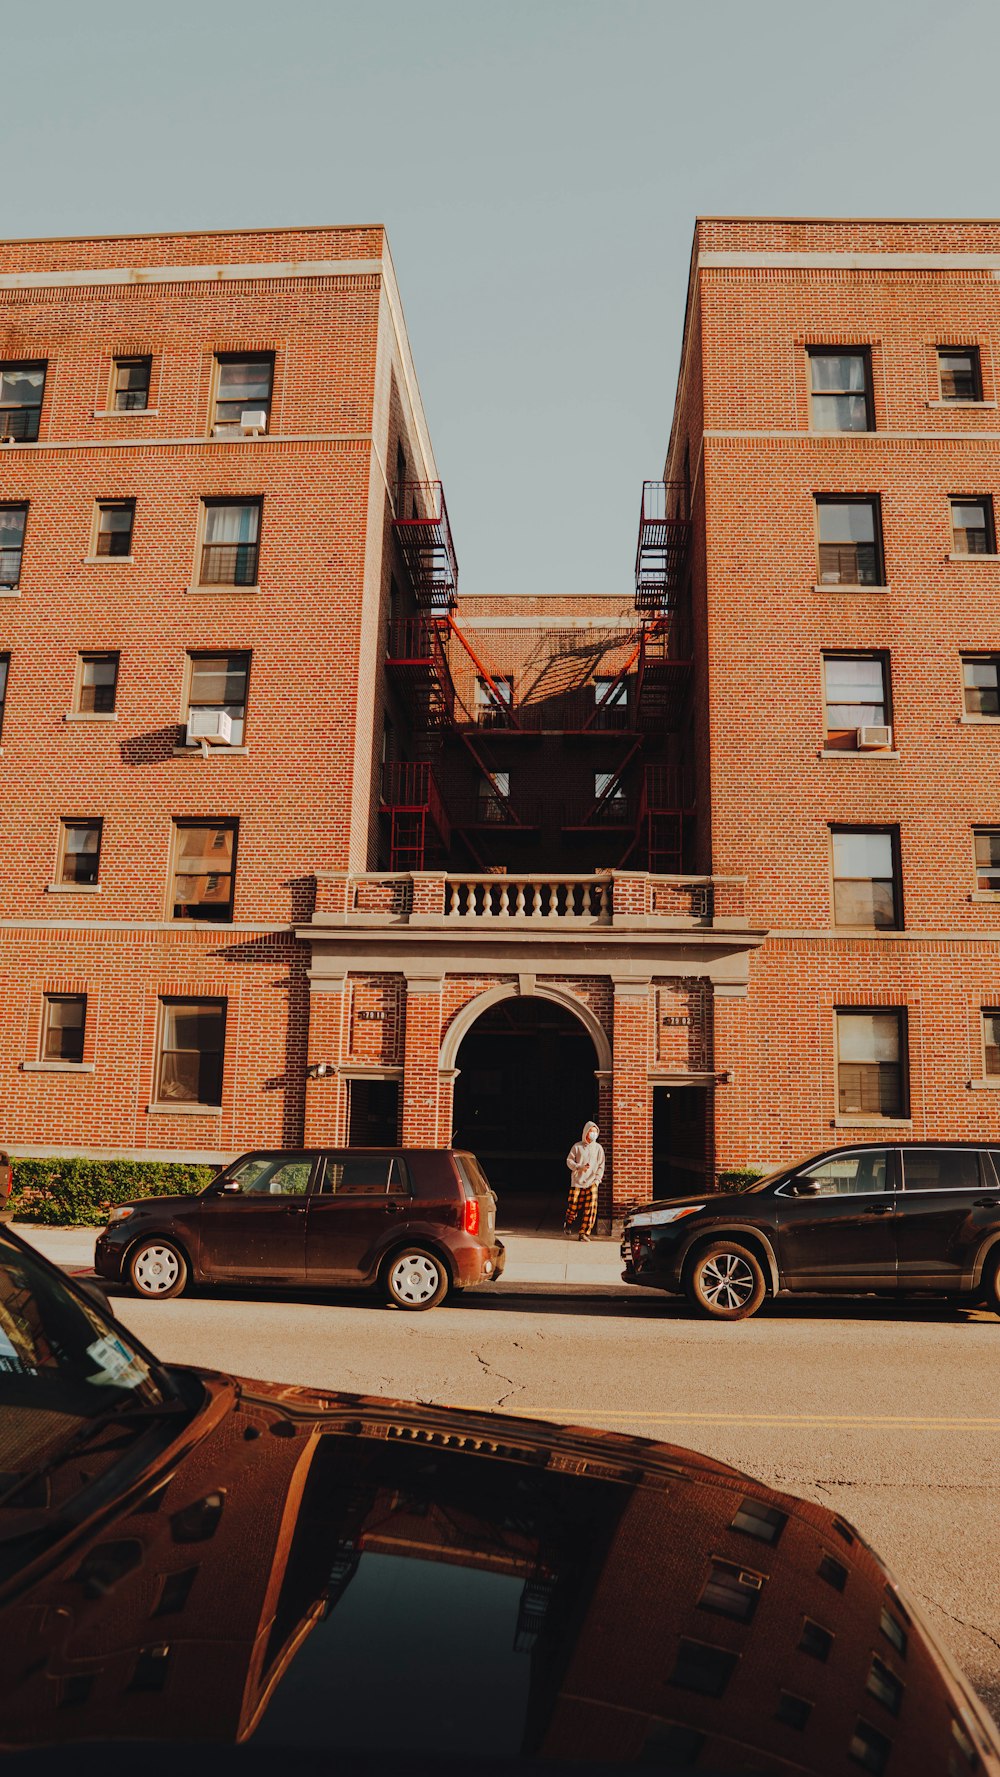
<box><xmin>184</xmin><ymin>651</ymin><xmax>250</xmax><ymax>746</ymax></box>
<box><xmin>212</xmin><ymin>354</ymin><xmax>273</xmax><ymax>434</ymax></box>
<box><xmin>822</xmin><ymin>654</ymin><xmax>890</xmax><ymax>750</ymax></box>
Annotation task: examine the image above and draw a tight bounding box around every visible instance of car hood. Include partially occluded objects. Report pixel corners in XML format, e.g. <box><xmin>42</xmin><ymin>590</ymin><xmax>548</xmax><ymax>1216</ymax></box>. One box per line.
<box><xmin>103</xmin><ymin>1194</ymin><xmax>205</xmax><ymax>1220</ymax></box>
<box><xmin>1</xmin><ymin>1376</ymin><xmax>996</xmax><ymax>1776</ymax></box>
<box><xmin>627</xmin><ymin>1191</ymin><xmax>744</xmax><ymax>1217</ymax></box>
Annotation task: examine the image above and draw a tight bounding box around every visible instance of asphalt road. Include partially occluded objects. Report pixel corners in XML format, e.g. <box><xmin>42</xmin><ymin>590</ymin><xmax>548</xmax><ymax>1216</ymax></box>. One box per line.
<box><xmin>100</xmin><ymin>1276</ymin><xmax>1000</xmax><ymax>1724</ymax></box>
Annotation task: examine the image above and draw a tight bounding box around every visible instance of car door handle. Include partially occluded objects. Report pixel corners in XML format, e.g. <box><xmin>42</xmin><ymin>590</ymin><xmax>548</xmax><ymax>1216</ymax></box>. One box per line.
<box><xmin>974</xmin><ymin>1197</ymin><xmax>1000</xmax><ymax>1208</ymax></box>
<box><xmin>864</xmin><ymin>1204</ymin><xmax>894</xmax><ymax>1215</ymax></box>
<box><xmin>285</xmin><ymin>1203</ymin><xmax>308</xmax><ymax>1215</ymax></box>
<box><xmin>384</xmin><ymin>1200</ymin><xmax>402</xmax><ymax>1213</ymax></box>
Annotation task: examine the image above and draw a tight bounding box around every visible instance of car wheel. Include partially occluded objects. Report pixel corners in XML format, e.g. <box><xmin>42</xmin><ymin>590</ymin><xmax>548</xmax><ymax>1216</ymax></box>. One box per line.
<box><xmin>685</xmin><ymin>1241</ymin><xmax>766</xmax><ymax>1321</ymax></box>
<box><xmin>128</xmin><ymin>1238</ymin><xmax>188</xmax><ymax>1301</ymax></box>
<box><xmin>383</xmin><ymin>1247</ymin><xmax>449</xmax><ymax>1311</ymax></box>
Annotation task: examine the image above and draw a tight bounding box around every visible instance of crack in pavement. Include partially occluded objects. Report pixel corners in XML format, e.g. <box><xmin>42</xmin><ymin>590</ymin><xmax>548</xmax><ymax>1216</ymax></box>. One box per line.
<box><xmin>474</xmin><ymin>1350</ymin><xmax>521</xmax><ymax>1408</ymax></box>
<box><xmin>922</xmin><ymin>1597</ymin><xmax>1000</xmax><ymax>1657</ymax></box>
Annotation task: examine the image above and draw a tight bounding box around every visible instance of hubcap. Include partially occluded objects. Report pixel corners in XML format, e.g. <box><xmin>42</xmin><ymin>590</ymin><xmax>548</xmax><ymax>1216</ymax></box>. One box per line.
<box><xmin>390</xmin><ymin>1253</ymin><xmax>441</xmax><ymax>1304</ymax></box>
<box><xmin>700</xmin><ymin>1252</ymin><xmax>755</xmax><ymax>1310</ymax></box>
<box><xmin>134</xmin><ymin>1244</ymin><xmax>180</xmax><ymax>1295</ymax></box>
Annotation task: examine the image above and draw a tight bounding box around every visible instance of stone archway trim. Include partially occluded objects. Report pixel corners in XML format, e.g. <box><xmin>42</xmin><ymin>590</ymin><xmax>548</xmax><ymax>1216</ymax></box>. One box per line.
<box><xmin>438</xmin><ymin>980</ymin><xmax>612</xmax><ymax>1074</ymax></box>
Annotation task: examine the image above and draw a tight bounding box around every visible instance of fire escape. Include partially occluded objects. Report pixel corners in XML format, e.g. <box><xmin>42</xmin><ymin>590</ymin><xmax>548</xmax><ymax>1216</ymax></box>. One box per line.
<box><xmin>381</xmin><ymin>477</ymin><xmax>694</xmax><ymax>873</ymax></box>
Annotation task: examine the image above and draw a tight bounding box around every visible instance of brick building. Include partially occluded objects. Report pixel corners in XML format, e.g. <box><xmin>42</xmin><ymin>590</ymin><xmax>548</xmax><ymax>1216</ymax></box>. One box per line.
<box><xmin>677</xmin><ymin>217</ymin><xmax>1000</xmax><ymax>1177</ymax></box>
<box><xmin>0</xmin><ymin>223</ymin><xmax>758</xmax><ymax>1217</ymax></box>
<box><xmin>4</xmin><ymin>217</ymin><xmax>996</xmax><ymax>1216</ymax></box>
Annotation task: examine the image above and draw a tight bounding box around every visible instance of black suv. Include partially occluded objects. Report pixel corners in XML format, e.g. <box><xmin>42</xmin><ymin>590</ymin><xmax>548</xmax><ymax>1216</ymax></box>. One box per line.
<box><xmin>622</xmin><ymin>1142</ymin><xmax>1000</xmax><ymax>1320</ymax></box>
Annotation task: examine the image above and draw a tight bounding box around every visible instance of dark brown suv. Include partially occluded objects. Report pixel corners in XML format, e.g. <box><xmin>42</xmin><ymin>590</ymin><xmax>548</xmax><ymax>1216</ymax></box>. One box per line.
<box><xmin>94</xmin><ymin>1147</ymin><xmax>505</xmax><ymax>1310</ymax></box>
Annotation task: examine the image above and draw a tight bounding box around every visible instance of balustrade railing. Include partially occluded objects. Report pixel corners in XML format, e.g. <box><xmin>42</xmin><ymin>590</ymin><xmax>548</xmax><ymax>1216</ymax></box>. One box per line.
<box><xmin>445</xmin><ymin>875</ymin><xmax>613</xmax><ymax>921</ymax></box>
<box><xmin>314</xmin><ymin>870</ymin><xmax>747</xmax><ymax>925</ymax></box>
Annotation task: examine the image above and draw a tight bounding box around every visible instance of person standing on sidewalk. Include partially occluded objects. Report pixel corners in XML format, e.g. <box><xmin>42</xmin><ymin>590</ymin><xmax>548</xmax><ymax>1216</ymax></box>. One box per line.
<box><xmin>563</xmin><ymin>1121</ymin><xmax>605</xmax><ymax>1241</ymax></box>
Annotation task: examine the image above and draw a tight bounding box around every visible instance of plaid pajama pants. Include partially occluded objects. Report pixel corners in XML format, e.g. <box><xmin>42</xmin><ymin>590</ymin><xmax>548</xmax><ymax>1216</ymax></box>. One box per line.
<box><xmin>564</xmin><ymin>1182</ymin><xmax>597</xmax><ymax>1236</ymax></box>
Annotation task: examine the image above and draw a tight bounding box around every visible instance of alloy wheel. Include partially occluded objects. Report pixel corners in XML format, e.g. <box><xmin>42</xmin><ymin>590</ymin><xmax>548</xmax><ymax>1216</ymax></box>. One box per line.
<box><xmin>698</xmin><ymin>1251</ymin><xmax>756</xmax><ymax>1311</ymax></box>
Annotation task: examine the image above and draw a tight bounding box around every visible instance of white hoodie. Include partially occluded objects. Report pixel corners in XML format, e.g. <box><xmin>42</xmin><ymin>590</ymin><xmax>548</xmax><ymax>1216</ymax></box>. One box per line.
<box><xmin>566</xmin><ymin>1123</ymin><xmax>606</xmax><ymax>1192</ymax></box>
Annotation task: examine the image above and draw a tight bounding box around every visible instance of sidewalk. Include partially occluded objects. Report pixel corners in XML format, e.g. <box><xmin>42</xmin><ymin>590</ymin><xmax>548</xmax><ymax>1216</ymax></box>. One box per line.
<box><xmin>10</xmin><ymin>1220</ymin><xmax>626</xmax><ymax>1288</ymax></box>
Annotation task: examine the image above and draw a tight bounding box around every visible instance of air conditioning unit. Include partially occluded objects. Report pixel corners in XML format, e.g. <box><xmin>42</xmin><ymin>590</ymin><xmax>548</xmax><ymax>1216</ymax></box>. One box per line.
<box><xmin>239</xmin><ymin>410</ymin><xmax>267</xmax><ymax>435</ymax></box>
<box><xmin>186</xmin><ymin>708</ymin><xmax>234</xmax><ymax>748</ymax></box>
<box><xmin>857</xmin><ymin>724</ymin><xmax>893</xmax><ymax>750</ymax></box>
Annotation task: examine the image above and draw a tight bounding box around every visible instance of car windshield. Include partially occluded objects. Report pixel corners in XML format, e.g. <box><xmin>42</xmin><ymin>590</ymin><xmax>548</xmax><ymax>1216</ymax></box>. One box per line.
<box><xmin>741</xmin><ymin>1154</ymin><xmax>828</xmax><ymax>1192</ymax></box>
<box><xmin>0</xmin><ymin>1232</ymin><xmax>175</xmax><ymax>1529</ymax></box>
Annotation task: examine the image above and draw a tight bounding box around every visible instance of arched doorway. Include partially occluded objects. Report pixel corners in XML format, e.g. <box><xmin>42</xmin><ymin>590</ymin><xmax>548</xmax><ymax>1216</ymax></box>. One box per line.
<box><xmin>451</xmin><ymin>995</ymin><xmax>602</xmax><ymax>1210</ymax></box>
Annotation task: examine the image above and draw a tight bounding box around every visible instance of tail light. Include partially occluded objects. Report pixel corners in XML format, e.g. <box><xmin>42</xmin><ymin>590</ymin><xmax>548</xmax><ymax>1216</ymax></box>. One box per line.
<box><xmin>463</xmin><ymin>1197</ymin><xmax>480</xmax><ymax>1236</ymax></box>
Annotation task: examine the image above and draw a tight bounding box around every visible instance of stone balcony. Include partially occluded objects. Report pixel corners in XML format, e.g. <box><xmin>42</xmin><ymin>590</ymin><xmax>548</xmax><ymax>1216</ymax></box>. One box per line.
<box><xmin>301</xmin><ymin>869</ymin><xmax>762</xmax><ymax>995</ymax></box>
<box><xmin>312</xmin><ymin>869</ymin><xmax>748</xmax><ymax>929</ymax></box>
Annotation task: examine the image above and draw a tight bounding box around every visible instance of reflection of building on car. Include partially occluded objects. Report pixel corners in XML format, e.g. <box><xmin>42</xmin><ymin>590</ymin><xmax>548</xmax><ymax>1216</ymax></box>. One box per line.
<box><xmin>94</xmin><ymin>1146</ymin><xmax>504</xmax><ymax>1310</ymax></box>
<box><xmin>622</xmin><ymin>1141</ymin><xmax>1000</xmax><ymax>1320</ymax></box>
<box><xmin>2</xmin><ymin>1223</ymin><xmax>999</xmax><ymax>1774</ymax></box>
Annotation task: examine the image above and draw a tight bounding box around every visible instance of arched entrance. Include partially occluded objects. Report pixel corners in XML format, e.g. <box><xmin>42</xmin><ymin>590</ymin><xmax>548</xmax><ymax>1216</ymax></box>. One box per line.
<box><xmin>451</xmin><ymin>994</ymin><xmax>603</xmax><ymax>1208</ymax></box>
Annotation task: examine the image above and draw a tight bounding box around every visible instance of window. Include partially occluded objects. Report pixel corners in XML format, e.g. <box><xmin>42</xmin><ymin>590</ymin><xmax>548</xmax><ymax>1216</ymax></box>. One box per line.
<box><xmin>795</xmin><ymin>1150</ymin><xmax>890</xmax><ymax>1196</ymax></box>
<box><xmin>76</xmin><ymin>652</ymin><xmax>119</xmax><ymax>714</ymax></box>
<box><xmin>776</xmin><ymin>1693</ymin><xmax>813</xmax><ymax>1731</ymax></box>
<box><xmin>698</xmin><ymin>1558</ymin><xmax>764</xmax><ymax>1623</ymax></box>
<box><xmin>170</xmin><ymin>820</ymin><xmax>237</xmax><ymax>921</ymax></box>
<box><xmin>0</xmin><ymin>362</ymin><xmax>44</xmax><ymax>441</ymax></box>
<box><xmin>866</xmin><ymin>1656</ymin><xmax>903</xmax><ymax>1716</ymax></box>
<box><xmin>41</xmin><ymin>994</ymin><xmax>86</xmax><ymax>1063</ymax></box>
<box><xmin>638</xmin><ymin>1723</ymin><xmax>705</xmax><ymax>1766</ymax></box>
<box><xmin>593</xmin><ymin>675</ymin><xmax>629</xmax><ymax>729</ymax></box>
<box><xmin>731</xmin><ymin>1497</ymin><xmax>786</xmax><ymax>1544</ymax></box>
<box><xmin>156</xmin><ymin>998</ymin><xmax>226</xmax><ymax>1105</ymax></box>
<box><xmin>809</xmin><ymin>349</ymin><xmax>872</xmax><ymax>431</ymax></box>
<box><xmin>822</xmin><ymin>654</ymin><xmax>889</xmax><ymax>749</ymax></box>
<box><xmin>815</xmin><ymin>497</ymin><xmax>883</xmax><ymax>586</ymax></box>
<box><xmin>199</xmin><ymin>500</ymin><xmax>261</xmax><ymax>586</ymax></box>
<box><xmin>962</xmin><ymin>654</ymin><xmax>1000</xmax><ymax>717</ymax></box>
<box><xmin>836</xmin><ymin>1010</ymin><xmax>907</xmax><ymax>1119</ymax></box>
<box><xmin>595</xmin><ymin>771</ymin><xmax>628</xmax><ymax>816</ymax></box>
<box><xmin>938</xmin><ymin>347</ymin><xmax>982</xmax><ymax>402</ymax></box>
<box><xmin>184</xmin><ymin>651</ymin><xmax>250</xmax><ymax>744</ymax></box>
<box><xmin>225</xmin><ymin>1154</ymin><xmax>313</xmax><ymax>1195</ymax></box>
<box><xmin>950</xmin><ymin>497</ymin><xmax>995</xmax><ymax>555</ymax></box>
<box><xmin>849</xmin><ymin>1719</ymin><xmax>893</xmax><ymax>1774</ymax></box>
<box><xmin>57</xmin><ymin>819</ymin><xmax>103</xmax><ymax>886</ymax></box>
<box><xmin>879</xmin><ymin>1606</ymin><xmax>907</xmax><ymax>1657</ymax></box>
<box><xmin>0</xmin><ymin>504</ymin><xmax>27</xmax><ymax>587</ymax></box>
<box><xmin>0</xmin><ymin>653</ymin><xmax>8</xmax><ymax>739</ymax></box>
<box><xmin>983</xmin><ymin>1012</ymin><xmax>1000</xmax><ymax>1077</ymax></box>
<box><xmin>798</xmin><ymin>1618</ymin><xmax>833</xmax><ymax>1662</ymax></box>
<box><xmin>831</xmin><ymin>828</ymin><xmax>901</xmax><ymax>929</ymax></box>
<box><xmin>818</xmin><ymin>1553</ymin><xmax>848</xmax><ymax>1591</ymax></box>
<box><xmin>900</xmin><ymin>1148</ymin><xmax>981</xmax><ymax>1192</ymax></box>
<box><xmin>668</xmin><ymin>1639</ymin><xmax>738</xmax><ymax>1698</ymax></box>
<box><xmin>94</xmin><ymin>500</ymin><xmax>135</xmax><ymax>558</ymax></box>
<box><xmin>213</xmin><ymin>354</ymin><xmax>273</xmax><ymax>431</ymax></box>
<box><xmin>973</xmin><ymin>828</ymin><xmax>1000</xmax><ymax>891</ymax></box>
<box><xmin>320</xmin><ymin>1156</ymin><xmax>408</xmax><ymax>1196</ymax></box>
<box><xmin>478</xmin><ymin>771</ymin><xmax>510</xmax><ymax>820</ymax></box>
<box><xmin>474</xmin><ymin>675</ymin><xmax>513</xmax><ymax>726</ymax></box>
<box><xmin>112</xmin><ymin>356</ymin><xmax>152</xmax><ymax>412</ymax></box>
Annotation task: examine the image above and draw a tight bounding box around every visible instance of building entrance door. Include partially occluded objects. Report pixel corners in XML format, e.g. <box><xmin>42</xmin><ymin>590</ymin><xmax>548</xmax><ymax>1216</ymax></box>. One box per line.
<box><xmin>652</xmin><ymin>1084</ymin><xmax>710</xmax><ymax>1198</ymax></box>
<box><xmin>451</xmin><ymin>997</ymin><xmax>599</xmax><ymax>1220</ymax></box>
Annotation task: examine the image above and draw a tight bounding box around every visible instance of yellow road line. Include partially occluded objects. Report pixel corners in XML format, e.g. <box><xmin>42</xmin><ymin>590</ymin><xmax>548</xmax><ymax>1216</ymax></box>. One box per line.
<box><xmin>483</xmin><ymin>1410</ymin><xmax>1000</xmax><ymax>1430</ymax></box>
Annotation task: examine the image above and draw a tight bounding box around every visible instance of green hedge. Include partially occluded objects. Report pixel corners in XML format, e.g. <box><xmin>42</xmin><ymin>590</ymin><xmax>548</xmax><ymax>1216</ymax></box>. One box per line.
<box><xmin>716</xmin><ymin>1167</ymin><xmax>765</xmax><ymax>1193</ymax></box>
<box><xmin>10</xmin><ymin>1157</ymin><xmax>217</xmax><ymax>1227</ymax></box>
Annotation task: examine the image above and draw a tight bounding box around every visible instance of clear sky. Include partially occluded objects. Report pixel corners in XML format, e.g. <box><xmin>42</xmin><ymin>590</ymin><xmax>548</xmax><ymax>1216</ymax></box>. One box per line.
<box><xmin>3</xmin><ymin>0</ymin><xmax>997</xmax><ymax>599</ymax></box>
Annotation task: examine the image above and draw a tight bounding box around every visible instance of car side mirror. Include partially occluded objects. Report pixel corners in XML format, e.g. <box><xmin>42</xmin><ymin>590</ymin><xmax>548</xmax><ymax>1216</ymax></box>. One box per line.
<box><xmin>790</xmin><ymin>1177</ymin><xmax>821</xmax><ymax>1196</ymax></box>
